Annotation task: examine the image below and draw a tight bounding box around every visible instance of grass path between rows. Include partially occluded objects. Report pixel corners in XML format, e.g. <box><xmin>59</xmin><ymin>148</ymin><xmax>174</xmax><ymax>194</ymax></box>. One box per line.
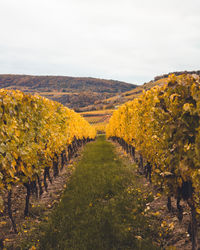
<box><xmin>37</xmin><ymin>135</ymin><xmax>159</xmax><ymax>250</ymax></box>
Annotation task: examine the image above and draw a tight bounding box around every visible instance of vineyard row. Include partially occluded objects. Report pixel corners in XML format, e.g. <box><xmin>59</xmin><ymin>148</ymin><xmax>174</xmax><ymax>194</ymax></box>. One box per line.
<box><xmin>0</xmin><ymin>89</ymin><xmax>96</xmax><ymax>235</ymax></box>
<box><xmin>106</xmin><ymin>74</ymin><xmax>200</xmax><ymax>250</ymax></box>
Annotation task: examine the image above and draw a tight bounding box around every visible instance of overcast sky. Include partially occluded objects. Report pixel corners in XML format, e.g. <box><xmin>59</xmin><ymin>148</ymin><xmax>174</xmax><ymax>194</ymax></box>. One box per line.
<box><xmin>0</xmin><ymin>0</ymin><xmax>200</xmax><ymax>84</ymax></box>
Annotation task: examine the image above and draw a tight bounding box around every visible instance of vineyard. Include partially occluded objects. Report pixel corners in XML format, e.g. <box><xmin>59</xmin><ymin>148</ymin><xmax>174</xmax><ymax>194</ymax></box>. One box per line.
<box><xmin>0</xmin><ymin>89</ymin><xmax>96</xmax><ymax>247</ymax></box>
<box><xmin>1</xmin><ymin>74</ymin><xmax>200</xmax><ymax>249</ymax></box>
<box><xmin>107</xmin><ymin>74</ymin><xmax>200</xmax><ymax>250</ymax></box>
<box><xmin>82</xmin><ymin>110</ymin><xmax>113</xmax><ymax>134</ymax></box>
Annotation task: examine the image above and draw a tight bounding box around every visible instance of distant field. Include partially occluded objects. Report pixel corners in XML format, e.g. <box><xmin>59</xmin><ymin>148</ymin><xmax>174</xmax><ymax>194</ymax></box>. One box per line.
<box><xmin>80</xmin><ymin>109</ymin><xmax>114</xmax><ymax>133</ymax></box>
<box><xmin>80</xmin><ymin>109</ymin><xmax>114</xmax><ymax>115</ymax></box>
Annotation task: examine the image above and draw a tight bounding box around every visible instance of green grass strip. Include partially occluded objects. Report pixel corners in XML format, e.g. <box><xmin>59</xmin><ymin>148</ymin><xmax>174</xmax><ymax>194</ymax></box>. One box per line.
<box><xmin>37</xmin><ymin>135</ymin><xmax>159</xmax><ymax>250</ymax></box>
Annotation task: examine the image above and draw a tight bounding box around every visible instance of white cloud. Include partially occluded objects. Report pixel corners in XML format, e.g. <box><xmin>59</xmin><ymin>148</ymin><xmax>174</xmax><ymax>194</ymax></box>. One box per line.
<box><xmin>0</xmin><ymin>0</ymin><xmax>200</xmax><ymax>84</ymax></box>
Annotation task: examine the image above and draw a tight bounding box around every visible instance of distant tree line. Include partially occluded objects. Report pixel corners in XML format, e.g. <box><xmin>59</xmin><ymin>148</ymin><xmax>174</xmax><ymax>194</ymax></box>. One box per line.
<box><xmin>154</xmin><ymin>70</ymin><xmax>200</xmax><ymax>81</ymax></box>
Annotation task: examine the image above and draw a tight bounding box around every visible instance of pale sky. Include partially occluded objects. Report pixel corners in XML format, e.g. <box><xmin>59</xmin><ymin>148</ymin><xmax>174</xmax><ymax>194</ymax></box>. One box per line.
<box><xmin>0</xmin><ymin>0</ymin><xmax>200</xmax><ymax>84</ymax></box>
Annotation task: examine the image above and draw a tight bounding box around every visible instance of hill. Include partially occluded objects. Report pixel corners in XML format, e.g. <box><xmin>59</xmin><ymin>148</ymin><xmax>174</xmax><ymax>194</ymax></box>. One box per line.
<box><xmin>79</xmin><ymin>77</ymin><xmax>168</xmax><ymax>112</ymax></box>
<box><xmin>91</xmin><ymin>70</ymin><xmax>200</xmax><ymax>110</ymax></box>
<box><xmin>0</xmin><ymin>74</ymin><xmax>137</xmax><ymax>110</ymax></box>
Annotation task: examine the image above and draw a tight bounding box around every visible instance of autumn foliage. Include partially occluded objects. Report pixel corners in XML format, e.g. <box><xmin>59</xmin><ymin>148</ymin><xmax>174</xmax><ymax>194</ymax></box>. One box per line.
<box><xmin>107</xmin><ymin>74</ymin><xmax>200</xmax><ymax>249</ymax></box>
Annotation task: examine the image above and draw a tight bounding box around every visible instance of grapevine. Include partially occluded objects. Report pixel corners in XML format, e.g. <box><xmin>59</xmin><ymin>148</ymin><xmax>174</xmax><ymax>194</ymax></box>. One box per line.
<box><xmin>0</xmin><ymin>89</ymin><xmax>96</xmax><ymax>234</ymax></box>
<box><xmin>106</xmin><ymin>74</ymin><xmax>200</xmax><ymax>250</ymax></box>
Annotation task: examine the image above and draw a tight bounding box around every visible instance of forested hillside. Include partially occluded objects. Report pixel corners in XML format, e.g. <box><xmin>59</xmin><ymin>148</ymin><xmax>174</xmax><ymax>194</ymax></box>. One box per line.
<box><xmin>0</xmin><ymin>74</ymin><xmax>136</xmax><ymax>110</ymax></box>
